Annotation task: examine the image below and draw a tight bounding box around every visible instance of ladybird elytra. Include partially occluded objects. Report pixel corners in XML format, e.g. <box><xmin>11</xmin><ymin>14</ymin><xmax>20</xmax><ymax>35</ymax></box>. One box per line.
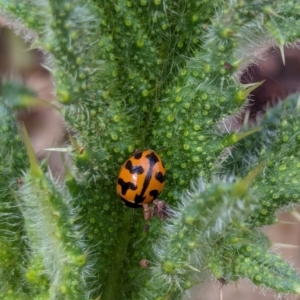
<box><xmin>116</xmin><ymin>149</ymin><xmax>166</xmax><ymax>208</ymax></box>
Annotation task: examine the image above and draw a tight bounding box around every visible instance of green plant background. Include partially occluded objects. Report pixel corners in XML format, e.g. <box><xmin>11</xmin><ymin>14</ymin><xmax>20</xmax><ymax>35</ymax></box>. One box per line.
<box><xmin>0</xmin><ymin>0</ymin><xmax>300</xmax><ymax>299</ymax></box>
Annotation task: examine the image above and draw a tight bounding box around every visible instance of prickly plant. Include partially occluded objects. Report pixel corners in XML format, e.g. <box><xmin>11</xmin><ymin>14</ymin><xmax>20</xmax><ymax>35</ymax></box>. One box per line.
<box><xmin>0</xmin><ymin>0</ymin><xmax>300</xmax><ymax>299</ymax></box>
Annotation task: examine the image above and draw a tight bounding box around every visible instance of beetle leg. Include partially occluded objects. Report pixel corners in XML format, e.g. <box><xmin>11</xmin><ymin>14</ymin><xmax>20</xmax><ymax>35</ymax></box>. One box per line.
<box><xmin>143</xmin><ymin>204</ymin><xmax>151</xmax><ymax>221</ymax></box>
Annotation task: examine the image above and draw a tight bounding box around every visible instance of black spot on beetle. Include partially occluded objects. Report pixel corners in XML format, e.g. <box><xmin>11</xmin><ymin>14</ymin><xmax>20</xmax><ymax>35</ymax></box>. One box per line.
<box><xmin>134</xmin><ymin>151</ymin><xmax>143</xmax><ymax>159</ymax></box>
<box><xmin>118</xmin><ymin>178</ymin><xmax>137</xmax><ymax>195</ymax></box>
<box><xmin>120</xmin><ymin>197</ymin><xmax>141</xmax><ymax>208</ymax></box>
<box><xmin>146</xmin><ymin>151</ymin><xmax>159</xmax><ymax>167</ymax></box>
<box><xmin>155</xmin><ymin>172</ymin><xmax>165</xmax><ymax>183</ymax></box>
<box><xmin>134</xmin><ymin>193</ymin><xmax>146</xmax><ymax>204</ymax></box>
<box><xmin>125</xmin><ymin>160</ymin><xmax>144</xmax><ymax>174</ymax></box>
<box><xmin>149</xmin><ymin>189</ymin><xmax>159</xmax><ymax>199</ymax></box>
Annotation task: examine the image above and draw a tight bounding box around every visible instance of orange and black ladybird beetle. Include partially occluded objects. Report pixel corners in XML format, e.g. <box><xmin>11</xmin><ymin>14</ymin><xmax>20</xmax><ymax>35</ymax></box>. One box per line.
<box><xmin>116</xmin><ymin>149</ymin><xmax>166</xmax><ymax>208</ymax></box>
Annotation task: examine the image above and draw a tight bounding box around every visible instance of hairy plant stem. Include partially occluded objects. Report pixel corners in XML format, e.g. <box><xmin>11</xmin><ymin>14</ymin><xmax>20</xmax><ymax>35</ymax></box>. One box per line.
<box><xmin>102</xmin><ymin>208</ymin><xmax>134</xmax><ymax>300</ymax></box>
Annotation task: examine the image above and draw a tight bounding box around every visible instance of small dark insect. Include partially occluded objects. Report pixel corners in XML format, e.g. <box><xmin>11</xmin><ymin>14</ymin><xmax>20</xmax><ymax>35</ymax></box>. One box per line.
<box><xmin>17</xmin><ymin>178</ymin><xmax>24</xmax><ymax>187</ymax></box>
<box><xmin>143</xmin><ymin>224</ymin><xmax>150</xmax><ymax>232</ymax></box>
<box><xmin>224</xmin><ymin>62</ymin><xmax>232</xmax><ymax>70</ymax></box>
<box><xmin>139</xmin><ymin>259</ymin><xmax>149</xmax><ymax>268</ymax></box>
